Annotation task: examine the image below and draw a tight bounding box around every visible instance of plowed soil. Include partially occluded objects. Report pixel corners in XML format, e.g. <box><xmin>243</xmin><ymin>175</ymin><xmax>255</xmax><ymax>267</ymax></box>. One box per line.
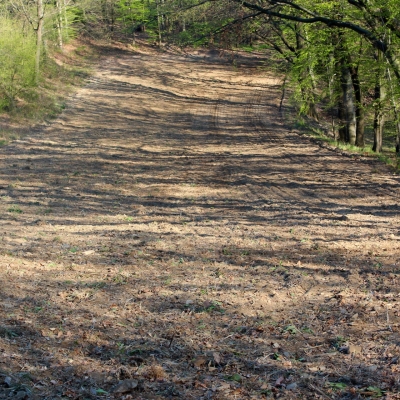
<box><xmin>0</xmin><ymin>43</ymin><xmax>400</xmax><ymax>399</ymax></box>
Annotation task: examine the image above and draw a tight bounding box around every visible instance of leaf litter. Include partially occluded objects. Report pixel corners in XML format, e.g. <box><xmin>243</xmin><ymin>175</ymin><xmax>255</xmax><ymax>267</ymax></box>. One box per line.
<box><xmin>0</xmin><ymin>41</ymin><xmax>399</xmax><ymax>399</ymax></box>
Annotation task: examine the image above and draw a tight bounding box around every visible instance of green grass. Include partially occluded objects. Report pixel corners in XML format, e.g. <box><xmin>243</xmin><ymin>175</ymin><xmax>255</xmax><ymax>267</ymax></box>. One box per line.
<box><xmin>0</xmin><ymin>40</ymin><xmax>96</xmax><ymax>146</ymax></box>
<box><xmin>303</xmin><ymin>126</ymin><xmax>400</xmax><ymax>172</ymax></box>
<box><xmin>8</xmin><ymin>205</ymin><xmax>22</xmax><ymax>213</ymax></box>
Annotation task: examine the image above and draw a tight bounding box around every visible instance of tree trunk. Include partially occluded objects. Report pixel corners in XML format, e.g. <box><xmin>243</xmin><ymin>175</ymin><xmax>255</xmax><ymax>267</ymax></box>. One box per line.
<box><xmin>279</xmin><ymin>76</ymin><xmax>287</xmax><ymax>113</ymax></box>
<box><xmin>35</xmin><ymin>0</ymin><xmax>44</xmax><ymax>85</ymax></box>
<box><xmin>372</xmin><ymin>52</ymin><xmax>386</xmax><ymax>153</ymax></box>
<box><xmin>157</xmin><ymin>1</ymin><xmax>162</xmax><ymax>47</ymax></box>
<box><xmin>372</xmin><ymin>82</ymin><xmax>385</xmax><ymax>153</ymax></box>
<box><xmin>339</xmin><ymin>60</ymin><xmax>357</xmax><ymax>144</ymax></box>
<box><xmin>387</xmin><ymin>68</ymin><xmax>400</xmax><ymax>154</ymax></box>
<box><xmin>295</xmin><ymin>23</ymin><xmax>319</xmax><ymax>120</ymax></box>
<box><xmin>63</xmin><ymin>0</ymin><xmax>68</xmax><ymax>30</ymax></box>
<box><xmin>349</xmin><ymin>65</ymin><xmax>365</xmax><ymax>147</ymax></box>
<box><xmin>338</xmin><ymin>95</ymin><xmax>346</xmax><ymax>142</ymax></box>
<box><xmin>56</xmin><ymin>0</ymin><xmax>63</xmax><ymax>48</ymax></box>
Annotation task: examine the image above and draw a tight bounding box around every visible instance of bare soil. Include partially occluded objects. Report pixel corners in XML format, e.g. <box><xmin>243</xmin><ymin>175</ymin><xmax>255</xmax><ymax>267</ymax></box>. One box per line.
<box><xmin>0</xmin><ymin>43</ymin><xmax>400</xmax><ymax>399</ymax></box>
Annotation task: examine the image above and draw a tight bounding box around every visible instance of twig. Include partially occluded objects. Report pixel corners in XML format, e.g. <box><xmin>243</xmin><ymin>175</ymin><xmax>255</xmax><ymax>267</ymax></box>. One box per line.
<box><xmin>168</xmin><ymin>331</ymin><xmax>176</xmax><ymax>348</ymax></box>
<box><xmin>386</xmin><ymin>306</ymin><xmax>393</xmax><ymax>332</ymax></box>
<box><xmin>308</xmin><ymin>383</ymin><xmax>332</xmax><ymax>399</ymax></box>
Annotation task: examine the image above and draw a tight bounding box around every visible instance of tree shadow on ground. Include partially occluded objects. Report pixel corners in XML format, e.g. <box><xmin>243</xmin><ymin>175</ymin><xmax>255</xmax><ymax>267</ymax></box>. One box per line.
<box><xmin>0</xmin><ymin>45</ymin><xmax>399</xmax><ymax>399</ymax></box>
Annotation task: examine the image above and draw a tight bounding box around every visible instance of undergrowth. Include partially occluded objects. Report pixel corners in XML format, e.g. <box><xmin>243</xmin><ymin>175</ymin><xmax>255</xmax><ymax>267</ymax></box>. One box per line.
<box><xmin>295</xmin><ymin>120</ymin><xmax>400</xmax><ymax>173</ymax></box>
<box><xmin>0</xmin><ymin>40</ymin><xmax>97</xmax><ymax>147</ymax></box>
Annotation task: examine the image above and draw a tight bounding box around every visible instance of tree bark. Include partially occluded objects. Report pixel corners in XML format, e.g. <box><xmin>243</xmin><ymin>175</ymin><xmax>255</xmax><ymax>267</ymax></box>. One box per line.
<box><xmin>387</xmin><ymin>68</ymin><xmax>400</xmax><ymax>154</ymax></box>
<box><xmin>295</xmin><ymin>23</ymin><xmax>318</xmax><ymax>120</ymax></box>
<box><xmin>56</xmin><ymin>0</ymin><xmax>63</xmax><ymax>48</ymax></box>
<box><xmin>349</xmin><ymin>65</ymin><xmax>365</xmax><ymax>147</ymax></box>
<box><xmin>372</xmin><ymin>82</ymin><xmax>385</xmax><ymax>153</ymax></box>
<box><xmin>372</xmin><ymin>52</ymin><xmax>386</xmax><ymax>153</ymax></box>
<box><xmin>339</xmin><ymin>59</ymin><xmax>357</xmax><ymax>144</ymax></box>
<box><xmin>35</xmin><ymin>0</ymin><xmax>44</xmax><ymax>85</ymax></box>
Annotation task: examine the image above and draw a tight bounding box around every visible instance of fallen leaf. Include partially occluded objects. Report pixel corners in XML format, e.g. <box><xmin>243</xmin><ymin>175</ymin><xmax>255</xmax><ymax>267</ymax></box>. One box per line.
<box><xmin>260</xmin><ymin>383</ymin><xmax>270</xmax><ymax>390</ymax></box>
<box><xmin>113</xmin><ymin>379</ymin><xmax>138</xmax><ymax>393</ymax></box>
<box><xmin>275</xmin><ymin>376</ymin><xmax>284</xmax><ymax>386</ymax></box>
<box><xmin>348</xmin><ymin>344</ymin><xmax>362</xmax><ymax>354</ymax></box>
<box><xmin>227</xmin><ymin>373</ymin><xmax>242</xmax><ymax>382</ymax></box>
<box><xmin>213</xmin><ymin>352</ymin><xmax>221</xmax><ymax>364</ymax></box>
<box><xmin>194</xmin><ymin>380</ymin><xmax>208</xmax><ymax>389</ymax></box>
<box><xmin>217</xmin><ymin>382</ymin><xmax>231</xmax><ymax>391</ymax></box>
<box><xmin>194</xmin><ymin>357</ymin><xmax>207</xmax><ymax>368</ymax></box>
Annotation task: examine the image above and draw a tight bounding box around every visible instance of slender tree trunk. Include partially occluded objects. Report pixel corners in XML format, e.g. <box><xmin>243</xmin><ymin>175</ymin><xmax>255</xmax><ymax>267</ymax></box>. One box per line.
<box><xmin>372</xmin><ymin>81</ymin><xmax>386</xmax><ymax>153</ymax></box>
<box><xmin>327</xmin><ymin>54</ymin><xmax>337</xmax><ymax>139</ymax></box>
<box><xmin>295</xmin><ymin>23</ymin><xmax>319</xmax><ymax>120</ymax></box>
<box><xmin>56</xmin><ymin>0</ymin><xmax>63</xmax><ymax>48</ymax></box>
<box><xmin>35</xmin><ymin>0</ymin><xmax>44</xmax><ymax>85</ymax></box>
<box><xmin>101</xmin><ymin>0</ymin><xmax>109</xmax><ymax>29</ymax></box>
<box><xmin>338</xmin><ymin>95</ymin><xmax>347</xmax><ymax>142</ymax></box>
<box><xmin>110</xmin><ymin>0</ymin><xmax>115</xmax><ymax>32</ymax></box>
<box><xmin>63</xmin><ymin>0</ymin><xmax>68</xmax><ymax>30</ymax></box>
<box><xmin>339</xmin><ymin>60</ymin><xmax>357</xmax><ymax>144</ymax></box>
<box><xmin>349</xmin><ymin>65</ymin><xmax>365</xmax><ymax>147</ymax></box>
<box><xmin>387</xmin><ymin>68</ymin><xmax>400</xmax><ymax>153</ymax></box>
<box><xmin>279</xmin><ymin>76</ymin><xmax>287</xmax><ymax>113</ymax></box>
<box><xmin>157</xmin><ymin>1</ymin><xmax>162</xmax><ymax>47</ymax></box>
<box><xmin>373</xmin><ymin>52</ymin><xmax>386</xmax><ymax>153</ymax></box>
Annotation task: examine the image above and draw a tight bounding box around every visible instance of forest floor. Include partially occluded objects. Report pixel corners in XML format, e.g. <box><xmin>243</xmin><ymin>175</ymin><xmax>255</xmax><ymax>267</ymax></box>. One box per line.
<box><xmin>0</xmin><ymin>41</ymin><xmax>400</xmax><ymax>400</ymax></box>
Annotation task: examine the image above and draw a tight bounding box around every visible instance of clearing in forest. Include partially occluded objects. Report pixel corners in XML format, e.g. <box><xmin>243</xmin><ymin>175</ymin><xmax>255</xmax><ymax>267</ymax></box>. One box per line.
<box><xmin>0</xmin><ymin>43</ymin><xmax>399</xmax><ymax>399</ymax></box>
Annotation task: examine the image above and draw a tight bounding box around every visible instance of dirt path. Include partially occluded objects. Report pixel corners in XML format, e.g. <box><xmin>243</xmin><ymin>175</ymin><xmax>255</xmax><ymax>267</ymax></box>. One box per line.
<box><xmin>1</xmin><ymin>45</ymin><xmax>400</xmax><ymax>399</ymax></box>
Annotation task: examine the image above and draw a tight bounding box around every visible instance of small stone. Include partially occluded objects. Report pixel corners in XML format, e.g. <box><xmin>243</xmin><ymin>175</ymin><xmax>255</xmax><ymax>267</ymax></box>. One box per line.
<box><xmin>286</xmin><ymin>382</ymin><xmax>298</xmax><ymax>390</ymax></box>
<box><xmin>4</xmin><ymin>376</ymin><xmax>12</xmax><ymax>387</ymax></box>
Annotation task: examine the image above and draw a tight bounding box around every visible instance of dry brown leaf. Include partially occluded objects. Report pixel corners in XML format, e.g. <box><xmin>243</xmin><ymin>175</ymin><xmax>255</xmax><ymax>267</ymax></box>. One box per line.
<box><xmin>194</xmin><ymin>357</ymin><xmax>207</xmax><ymax>368</ymax></box>
<box><xmin>113</xmin><ymin>379</ymin><xmax>138</xmax><ymax>393</ymax></box>
<box><xmin>147</xmin><ymin>364</ymin><xmax>167</xmax><ymax>380</ymax></box>
<box><xmin>275</xmin><ymin>376</ymin><xmax>284</xmax><ymax>387</ymax></box>
<box><xmin>213</xmin><ymin>352</ymin><xmax>221</xmax><ymax>364</ymax></box>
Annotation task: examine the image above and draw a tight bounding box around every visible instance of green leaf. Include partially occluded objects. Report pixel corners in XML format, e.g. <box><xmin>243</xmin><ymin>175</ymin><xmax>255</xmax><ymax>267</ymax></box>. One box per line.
<box><xmin>328</xmin><ymin>382</ymin><xmax>347</xmax><ymax>390</ymax></box>
<box><xmin>366</xmin><ymin>386</ymin><xmax>384</xmax><ymax>397</ymax></box>
<box><xmin>227</xmin><ymin>373</ymin><xmax>242</xmax><ymax>382</ymax></box>
<box><xmin>283</xmin><ymin>324</ymin><xmax>298</xmax><ymax>334</ymax></box>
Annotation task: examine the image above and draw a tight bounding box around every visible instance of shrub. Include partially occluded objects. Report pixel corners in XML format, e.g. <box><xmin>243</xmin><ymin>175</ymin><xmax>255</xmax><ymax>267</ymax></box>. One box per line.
<box><xmin>0</xmin><ymin>17</ymin><xmax>36</xmax><ymax>111</ymax></box>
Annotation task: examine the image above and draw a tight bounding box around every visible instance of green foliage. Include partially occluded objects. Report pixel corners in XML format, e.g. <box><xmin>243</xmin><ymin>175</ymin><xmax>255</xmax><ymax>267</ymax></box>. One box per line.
<box><xmin>117</xmin><ymin>0</ymin><xmax>151</xmax><ymax>25</ymax></box>
<box><xmin>0</xmin><ymin>17</ymin><xmax>36</xmax><ymax>111</ymax></box>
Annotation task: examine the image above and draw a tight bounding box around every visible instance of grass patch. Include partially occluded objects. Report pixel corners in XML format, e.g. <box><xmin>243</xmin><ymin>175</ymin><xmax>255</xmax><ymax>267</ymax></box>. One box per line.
<box><xmin>8</xmin><ymin>205</ymin><xmax>22</xmax><ymax>213</ymax></box>
<box><xmin>0</xmin><ymin>39</ymin><xmax>97</xmax><ymax>144</ymax></box>
<box><xmin>302</xmin><ymin>125</ymin><xmax>400</xmax><ymax>172</ymax></box>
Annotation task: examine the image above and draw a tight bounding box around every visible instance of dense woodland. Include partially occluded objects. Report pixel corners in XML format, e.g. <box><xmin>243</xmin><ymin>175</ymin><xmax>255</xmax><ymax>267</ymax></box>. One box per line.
<box><xmin>1</xmin><ymin>0</ymin><xmax>400</xmax><ymax>154</ymax></box>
